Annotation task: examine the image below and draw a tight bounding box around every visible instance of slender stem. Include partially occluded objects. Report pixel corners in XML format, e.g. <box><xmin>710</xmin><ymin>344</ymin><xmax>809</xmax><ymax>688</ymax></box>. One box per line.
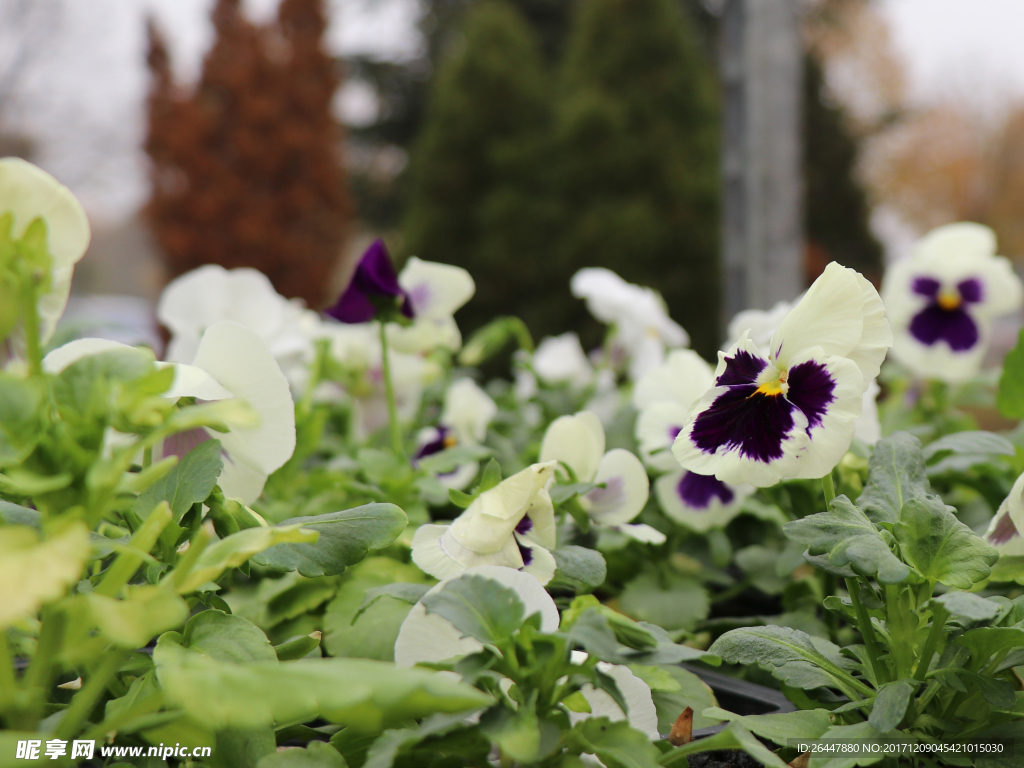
<box><xmin>94</xmin><ymin>503</ymin><xmax>172</xmax><ymax>597</ymax></box>
<box><xmin>378</xmin><ymin>321</ymin><xmax>404</xmax><ymax>457</ymax></box>
<box><xmin>21</xmin><ymin>277</ymin><xmax>43</xmax><ymax>377</ymax></box>
<box><xmin>846</xmin><ymin>577</ymin><xmax>888</xmax><ymax>686</ymax></box>
<box><xmin>0</xmin><ymin>631</ymin><xmax>15</xmax><ymax>710</ymax></box>
<box><xmin>54</xmin><ymin>650</ymin><xmax>129</xmax><ymax>740</ymax></box>
<box><xmin>913</xmin><ymin>607</ymin><xmax>947</xmax><ymax>682</ymax></box>
<box><xmin>142</xmin><ymin>446</ymin><xmax>152</xmax><ymax>469</ymax></box>
<box><xmin>17</xmin><ymin>607</ymin><xmax>65</xmax><ymax>728</ymax></box>
<box><xmin>821</xmin><ymin>471</ymin><xmax>837</xmax><ymax>506</ymax></box>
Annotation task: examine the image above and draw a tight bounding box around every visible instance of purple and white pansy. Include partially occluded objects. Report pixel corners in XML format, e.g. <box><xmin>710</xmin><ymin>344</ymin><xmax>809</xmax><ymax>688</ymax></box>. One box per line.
<box><xmin>984</xmin><ymin>471</ymin><xmax>1024</xmax><ymax>558</ymax></box>
<box><xmin>540</xmin><ymin>411</ymin><xmax>661</xmax><ymax>543</ymax></box>
<box><xmin>882</xmin><ymin>223</ymin><xmax>1023</xmax><ymax>383</ymax></box>
<box><xmin>389</xmin><ymin>256</ymin><xmax>475</xmax><ymax>354</ymax></box>
<box><xmin>326</xmin><ymin>239</ymin><xmax>413</xmax><ymax>324</ymax></box>
<box><xmin>632</xmin><ymin>350</ymin><xmax>750</xmax><ymax>530</ymax></box>
<box><xmin>673</xmin><ymin>263</ymin><xmax>892</xmax><ymax>487</ymax></box>
<box><xmin>414</xmin><ymin>378</ymin><xmax>497</xmax><ymax>490</ymax></box>
<box><xmin>410</xmin><ymin>462</ymin><xmax>559</xmax><ymax>584</ymax></box>
<box><xmin>42</xmin><ymin>320</ymin><xmax>296</xmax><ymax>504</ymax></box>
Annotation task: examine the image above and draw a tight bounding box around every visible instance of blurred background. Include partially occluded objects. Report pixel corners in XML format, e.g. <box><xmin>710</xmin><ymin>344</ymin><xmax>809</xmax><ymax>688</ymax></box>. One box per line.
<box><xmin>3</xmin><ymin>0</ymin><xmax>1024</xmax><ymax>358</ymax></box>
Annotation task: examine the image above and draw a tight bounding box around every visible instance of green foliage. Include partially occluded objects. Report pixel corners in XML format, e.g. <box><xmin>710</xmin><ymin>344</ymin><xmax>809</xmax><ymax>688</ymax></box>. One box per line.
<box><xmin>998</xmin><ymin>327</ymin><xmax>1024</xmax><ymax>418</ymax></box>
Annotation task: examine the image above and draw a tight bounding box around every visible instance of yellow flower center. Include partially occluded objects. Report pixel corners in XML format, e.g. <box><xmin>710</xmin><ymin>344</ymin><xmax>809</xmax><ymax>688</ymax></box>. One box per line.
<box><xmin>937</xmin><ymin>289</ymin><xmax>961</xmax><ymax>311</ymax></box>
<box><xmin>755</xmin><ymin>380</ymin><xmax>786</xmax><ymax>396</ymax></box>
<box><xmin>753</xmin><ymin>367</ymin><xmax>788</xmax><ymax>397</ymax></box>
<box><xmin>444</xmin><ymin>435</ymin><xmax>458</xmax><ymax>448</ymax></box>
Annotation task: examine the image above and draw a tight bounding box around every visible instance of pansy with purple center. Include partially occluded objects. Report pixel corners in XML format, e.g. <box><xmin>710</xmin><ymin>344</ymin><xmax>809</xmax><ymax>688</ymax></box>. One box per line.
<box><xmin>674</xmin><ymin>262</ymin><xmax>891</xmax><ymax>487</ymax></box>
<box><xmin>654</xmin><ymin>469</ymin><xmax>748</xmax><ymax>532</ymax></box>
<box><xmin>325</xmin><ymin>239</ymin><xmax>413</xmax><ymax>324</ymax></box>
<box><xmin>883</xmin><ymin>222</ymin><xmax>1023</xmax><ymax>383</ymax></box>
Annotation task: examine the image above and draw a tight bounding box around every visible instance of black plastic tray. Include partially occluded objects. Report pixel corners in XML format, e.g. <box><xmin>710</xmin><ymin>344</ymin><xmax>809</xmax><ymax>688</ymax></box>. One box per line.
<box><xmin>679</xmin><ymin>663</ymin><xmax>796</xmax><ymax>738</ymax></box>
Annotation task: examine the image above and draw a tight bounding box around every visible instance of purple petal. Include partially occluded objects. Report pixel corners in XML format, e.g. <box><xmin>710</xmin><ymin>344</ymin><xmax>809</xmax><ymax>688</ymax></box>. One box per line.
<box><xmin>786</xmin><ymin>360</ymin><xmax>836</xmax><ymax>432</ymax></box>
<box><xmin>667</xmin><ymin>424</ymin><xmax>683</xmax><ymax>441</ymax></box>
<box><xmin>715</xmin><ymin>349</ymin><xmax>767</xmax><ymax>387</ymax></box>
<box><xmin>677</xmin><ymin>471</ymin><xmax>734</xmax><ymax>509</ymax></box>
<box><xmin>958</xmin><ymin>278</ymin><xmax>983</xmax><ymax>304</ymax></box>
<box><xmin>162</xmin><ymin>427</ymin><xmax>211</xmax><ymax>460</ymax></box>
<box><xmin>912</xmin><ymin>276</ymin><xmax>940</xmax><ymax>299</ymax></box>
<box><xmin>690</xmin><ymin>384</ymin><xmax>795</xmax><ymax>463</ymax></box>
<box><xmin>988</xmin><ymin>512</ymin><xmax>1020</xmax><ymax>546</ymax></box>
<box><xmin>414</xmin><ymin>426</ymin><xmax>451</xmax><ymax>461</ymax></box>
<box><xmin>515</xmin><ymin>535</ymin><xmax>534</xmax><ymax>566</ymax></box>
<box><xmin>325</xmin><ymin>239</ymin><xmax>414</xmax><ymax>323</ymax></box>
<box><xmin>515</xmin><ymin>516</ymin><xmax>533</xmax><ymax>535</ymax></box>
<box><xmin>909</xmin><ymin>305</ymin><xmax>979</xmax><ymax>351</ymax></box>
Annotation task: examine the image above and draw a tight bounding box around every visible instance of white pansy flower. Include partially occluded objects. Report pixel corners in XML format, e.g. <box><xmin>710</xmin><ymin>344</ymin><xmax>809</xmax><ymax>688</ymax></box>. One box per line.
<box><xmin>395</xmin><ymin>566</ymin><xmax>658</xmax><ymax>739</ymax></box>
<box><xmin>411</xmin><ymin>462</ymin><xmax>559</xmax><ymax>584</ymax></box>
<box><xmin>882</xmin><ymin>222</ymin><xmax>1023</xmax><ymax>383</ymax></box>
<box><xmin>43</xmin><ymin>321</ymin><xmax>296</xmax><ymax>503</ymax></box>
<box><xmin>415</xmin><ymin>378</ymin><xmax>498</xmax><ymax>490</ymax></box>
<box><xmin>727</xmin><ymin>299</ymin><xmax>797</xmax><ymax>353</ymax></box>
<box><xmin>673</xmin><ymin>263</ymin><xmax>891</xmax><ymax>487</ymax></box>
<box><xmin>532</xmin><ymin>332</ymin><xmax>594</xmax><ymax>387</ymax></box>
<box><xmin>540</xmin><ymin>411</ymin><xmax>660</xmax><ymax>544</ymax></box>
<box><xmin>985</xmin><ymin>471</ymin><xmax>1024</xmax><ymax>557</ymax></box>
<box><xmin>387</xmin><ymin>257</ymin><xmax>475</xmax><ymax>354</ymax></box>
<box><xmin>0</xmin><ymin>158</ymin><xmax>90</xmax><ymax>344</ymax></box>
<box><xmin>571</xmin><ymin>267</ymin><xmax>688</xmax><ymax>381</ymax></box>
<box><xmin>157</xmin><ymin>264</ymin><xmax>318</xmax><ymax>389</ymax></box>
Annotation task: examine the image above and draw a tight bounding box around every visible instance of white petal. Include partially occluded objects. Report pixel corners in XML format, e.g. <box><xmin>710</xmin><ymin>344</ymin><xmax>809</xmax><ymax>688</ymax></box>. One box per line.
<box><xmin>43</xmin><ymin>338</ymin><xmax>135</xmax><ymax>373</ymax></box>
<box><xmin>523</xmin><ymin>488</ymin><xmax>556</xmax><ymax>550</ymax></box>
<box><xmin>626</xmin><ymin>335</ymin><xmax>665</xmax><ymax>382</ymax></box>
<box><xmin>618</xmin><ymin>524</ymin><xmax>666</xmax><ymax>545</ymax></box>
<box><xmin>436</xmin><ymin>462</ymin><xmax>480</xmax><ymax>491</ymax></box>
<box><xmin>191</xmin><ymin>321</ymin><xmax>296</xmax><ymax>478</ymax></box>
<box><xmin>770</xmin><ymin>262</ymin><xmax>891</xmax><ymax>381</ymax></box>
<box><xmin>532</xmin><ymin>333</ymin><xmax>593</xmax><ymax>386</ymax></box>
<box><xmin>568</xmin><ymin>654</ymin><xmax>659</xmax><ymax>740</ymax></box>
<box><xmin>395</xmin><ymin>564</ymin><xmax>560</xmax><ymax>667</ymax></box>
<box><xmin>216</xmin><ymin>453</ymin><xmax>270</xmax><ymax>506</ymax></box>
<box><xmin>442</xmin><ymin>378</ymin><xmax>497</xmax><ymax>444</ymax></box>
<box><xmin>635</xmin><ymin>401</ymin><xmax>692</xmax><ymax>472</ymax></box>
<box><xmin>912</xmin><ymin>222</ymin><xmax>996</xmax><ymax>264</ymax></box>
<box><xmin>160</xmin><ymin>362</ymin><xmax>234</xmax><ymax>401</ymax></box>
<box><xmin>727</xmin><ymin>300</ymin><xmax>794</xmax><ymax>353</ymax></box>
<box><xmin>38</xmin><ymin>264</ymin><xmax>75</xmax><ymax>344</ymax></box>
<box><xmin>398</xmin><ymin>257</ymin><xmax>475</xmax><ymax>319</ymax></box>
<box><xmin>632</xmin><ymin>349</ymin><xmax>715</xmax><ymax>411</ymax></box>
<box><xmin>539</xmin><ymin>412</ymin><xmax>605</xmax><ymax>482</ymax></box>
<box><xmin>654</xmin><ymin>471</ymin><xmax>747</xmax><ymax>532</ymax></box>
<box><xmin>854</xmin><ymin>379</ymin><xmax>881</xmax><ymax>445</ymax></box>
<box><xmin>986</xmin><ymin>475</ymin><xmax>1024</xmax><ymax>558</ymax></box>
<box><xmin>517</xmin><ymin>538</ymin><xmax>557</xmax><ymax>586</ymax></box>
<box><xmin>1004</xmin><ymin>470</ymin><xmax>1024</xmax><ymax>532</ymax></box>
<box><xmin>387</xmin><ymin>316</ymin><xmax>462</xmax><ymax>354</ymax></box>
<box><xmin>411</xmin><ymin>524</ymin><xmax>469</xmax><ymax>581</ymax></box>
<box><xmin>0</xmin><ymin>158</ymin><xmax>90</xmax><ymax>269</ymax></box>
<box><xmin>582</xmin><ymin>449</ymin><xmax>650</xmax><ymax>526</ymax></box>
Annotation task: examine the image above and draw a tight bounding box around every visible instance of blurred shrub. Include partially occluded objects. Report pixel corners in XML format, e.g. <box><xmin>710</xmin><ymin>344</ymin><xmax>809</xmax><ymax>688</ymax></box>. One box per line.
<box><xmin>145</xmin><ymin>0</ymin><xmax>351</xmax><ymax>308</ymax></box>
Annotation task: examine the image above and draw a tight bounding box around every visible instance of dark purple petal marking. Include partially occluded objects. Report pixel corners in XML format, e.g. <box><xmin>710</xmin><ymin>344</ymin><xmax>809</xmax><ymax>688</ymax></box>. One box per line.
<box><xmin>325</xmin><ymin>239</ymin><xmax>414</xmax><ymax>323</ymax></box>
<box><xmin>909</xmin><ymin>305</ymin><xmax>979</xmax><ymax>351</ymax></box>
<box><xmin>690</xmin><ymin>384</ymin><xmax>795</xmax><ymax>463</ymax></box>
<box><xmin>515</xmin><ymin>517</ymin><xmax>533</xmax><ymax>535</ymax></box>
<box><xmin>912</xmin><ymin>276</ymin><xmax>941</xmax><ymax>299</ymax></box>
<box><xmin>716</xmin><ymin>349</ymin><xmax>767</xmax><ymax>387</ymax></box>
<box><xmin>515</xmin><ymin>536</ymin><xmax>534</xmax><ymax>566</ymax></box>
<box><xmin>958</xmin><ymin>278</ymin><xmax>983</xmax><ymax>303</ymax></box>
<box><xmin>988</xmin><ymin>512</ymin><xmax>1020</xmax><ymax>546</ymax></box>
<box><xmin>161</xmin><ymin>427</ymin><xmax>211</xmax><ymax>461</ymax></box>
<box><xmin>414</xmin><ymin>426</ymin><xmax>452</xmax><ymax>461</ymax></box>
<box><xmin>677</xmin><ymin>471</ymin><xmax>734</xmax><ymax>510</ymax></box>
<box><xmin>667</xmin><ymin>425</ymin><xmax>683</xmax><ymax>441</ymax></box>
<box><xmin>786</xmin><ymin>360</ymin><xmax>836</xmax><ymax>432</ymax></box>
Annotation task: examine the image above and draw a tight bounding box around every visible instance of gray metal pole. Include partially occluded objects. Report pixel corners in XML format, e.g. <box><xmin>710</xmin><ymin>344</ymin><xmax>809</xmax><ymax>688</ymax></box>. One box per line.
<box><xmin>721</xmin><ymin>0</ymin><xmax>804</xmax><ymax>333</ymax></box>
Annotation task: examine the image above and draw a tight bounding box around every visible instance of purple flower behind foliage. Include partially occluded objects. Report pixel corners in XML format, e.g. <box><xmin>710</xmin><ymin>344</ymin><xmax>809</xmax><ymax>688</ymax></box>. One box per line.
<box><xmin>325</xmin><ymin>239</ymin><xmax>414</xmax><ymax>323</ymax></box>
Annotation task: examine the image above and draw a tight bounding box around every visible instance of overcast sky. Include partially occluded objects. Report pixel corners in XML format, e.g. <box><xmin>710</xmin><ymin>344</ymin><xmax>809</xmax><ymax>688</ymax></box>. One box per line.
<box><xmin>5</xmin><ymin>0</ymin><xmax>1024</xmax><ymax>226</ymax></box>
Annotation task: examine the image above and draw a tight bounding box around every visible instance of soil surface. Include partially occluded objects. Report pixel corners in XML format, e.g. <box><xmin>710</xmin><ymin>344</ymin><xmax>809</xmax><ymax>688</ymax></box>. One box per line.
<box><xmin>687</xmin><ymin>749</ymin><xmax>766</xmax><ymax>768</ymax></box>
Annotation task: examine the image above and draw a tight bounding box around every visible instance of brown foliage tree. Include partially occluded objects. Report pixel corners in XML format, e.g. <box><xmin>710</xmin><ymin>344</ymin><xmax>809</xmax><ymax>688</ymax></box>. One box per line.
<box><xmin>145</xmin><ymin>0</ymin><xmax>350</xmax><ymax>308</ymax></box>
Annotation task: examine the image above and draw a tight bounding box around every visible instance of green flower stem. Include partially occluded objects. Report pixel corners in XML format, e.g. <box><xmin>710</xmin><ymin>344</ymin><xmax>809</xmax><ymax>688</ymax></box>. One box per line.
<box><xmin>54</xmin><ymin>649</ymin><xmax>130</xmax><ymax>740</ymax></box>
<box><xmin>170</xmin><ymin>522</ymin><xmax>216</xmax><ymax>593</ymax></box>
<box><xmin>821</xmin><ymin>472</ymin><xmax>841</xmax><ymax>635</ymax></box>
<box><xmin>17</xmin><ymin>606</ymin><xmax>65</xmax><ymax>728</ymax></box>
<box><xmin>20</xmin><ymin>273</ymin><xmax>43</xmax><ymax>377</ymax></box>
<box><xmin>846</xmin><ymin>577</ymin><xmax>889</xmax><ymax>686</ymax></box>
<box><xmin>378</xmin><ymin>321</ymin><xmax>404</xmax><ymax>458</ymax></box>
<box><xmin>94</xmin><ymin>503</ymin><xmax>172</xmax><ymax>597</ymax></box>
<box><xmin>0</xmin><ymin>632</ymin><xmax>15</xmax><ymax>711</ymax></box>
<box><xmin>821</xmin><ymin>470</ymin><xmax>837</xmax><ymax>506</ymax></box>
<box><xmin>142</xmin><ymin>446</ymin><xmax>153</xmax><ymax>470</ymax></box>
<box><xmin>913</xmin><ymin>606</ymin><xmax>948</xmax><ymax>682</ymax></box>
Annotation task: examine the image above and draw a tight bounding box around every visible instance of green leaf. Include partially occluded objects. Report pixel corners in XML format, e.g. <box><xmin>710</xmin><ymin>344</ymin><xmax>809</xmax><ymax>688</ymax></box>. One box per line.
<box><xmin>478</xmin><ymin>458</ymin><xmax>502</xmax><ymax>492</ymax></box>
<box><xmin>701</xmin><ymin>708</ymin><xmax>831</xmax><ymax>744</ymax></box>
<box><xmin>84</xmin><ymin>584</ymin><xmax>190</xmax><ymax>648</ymax></box>
<box><xmin>421</xmin><ymin>573</ymin><xmax>525</xmax><ymax>645</ymax></box>
<box><xmin>998</xmin><ymin>327</ymin><xmax>1024</xmax><ymax>418</ymax></box>
<box><xmin>0</xmin><ymin>523</ymin><xmax>91</xmax><ymax>630</ymax></box>
<box><xmin>154</xmin><ymin>635</ymin><xmax>494</xmax><ymax>732</ymax></box>
<box><xmin>354</xmin><ymin>583</ymin><xmax>431</xmax><ymax>623</ymax></box>
<box><xmin>895</xmin><ymin>497</ymin><xmax>998</xmax><ymax>588</ymax></box>
<box><xmin>134</xmin><ymin>440</ymin><xmax>223</xmax><ymax>521</ymax></box>
<box><xmin>868</xmin><ymin>680</ymin><xmax>914</xmax><ymax>732</ymax></box>
<box><xmin>182</xmin><ymin>610</ymin><xmax>277</xmax><ymax>662</ymax></box>
<box><xmin>448</xmin><ymin>488</ymin><xmax>475</xmax><ymax>508</ymax></box>
<box><xmin>416</xmin><ymin>444</ymin><xmax>492</xmax><ymax>475</ymax></box>
<box><xmin>252</xmin><ymin>504</ymin><xmax>408</xmax><ymax>578</ymax></box>
<box><xmin>923</xmin><ymin>431</ymin><xmax>1015</xmax><ymax>460</ymax></box>
<box><xmin>567</xmin><ymin>717</ymin><xmax>663</xmax><ymax>768</ymax></box>
<box><xmin>274</xmin><ymin>633</ymin><xmax>322</xmax><ymax>661</ymax></box>
<box><xmin>0</xmin><ymin>374</ymin><xmax>43</xmax><ymax>467</ymax></box>
<box><xmin>361</xmin><ymin>712</ymin><xmax>485</xmax><ymax>768</ymax></box>
<box><xmin>783</xmin><ymin>497</ymin><xmax>908</xmax><ymax>584</ymax></box>
<box><xmin>708</xmin><ymin>626</ymin><xmax>866</xmax><ymax>697</ymax></box>
<box><xmin>957</xmin><ymin>627</ymin><xmax>1024</xmax><ymax>669</ymax></box>
<box><xmin>548</xmin><ymin>545</ymin><xmax>607</xmax><ymax>594</ymax></box>
<box><xmin>257</xmin><ymin>741</ymin><xmax>346</xmax><ymax>768</ymax></box>
<box><xmin>479</xmin><ymin>705</ymin><xmax>540</xmax><ymax>763</ymax></box>
<box><xmin>652</xmin><ymin>666</ymin><xmax>720</xmax><ymax>735</ymax></box>
<box><xmin>858</xmin><ymin>432</ymin><xmax>931</xmax><ymax>525</ymax></box>
<box><xmin>956</xmin><ymin>670</ymin><xmax>1017</xmax><ymax>710</ymax></box>
<box><xmin>0</xmin><ymin>500</ymin><xmax>39</xmax><ymax>527</ymax></box>
<box><xmin>175</xmin><ymin>525</ymin><xmax>319</xmax><ymax>594</ymax></box>
<box><xmin>658</xmin><ymin>722</ymin><xmax>788</xmax><ymax>768</ymax></box>
<box><xmin>618</xmin><ymin>572</ymin><xmax>709</xmax><ymax>632</ymax></box>
<box><xmin>931</xmin><ymin>592</ymin><xmax>1001</xmax><ymax>622</ymax></box>
<box><xmin>323</xmin><ymin>558</ymin><xmax>432</xmax><ymax>661</ymax></box>
<box><xmin>550</xmin><ymin>483</ymin><xmax>597</xmax><ymax>504</ymax></box>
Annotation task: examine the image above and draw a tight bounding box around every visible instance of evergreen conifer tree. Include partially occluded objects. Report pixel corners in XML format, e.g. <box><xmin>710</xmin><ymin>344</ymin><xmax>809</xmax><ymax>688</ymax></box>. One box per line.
<box><xmin>402</xmin><ymin>0</ymin><xmax>559</xmax><ymax>334</ymax></box>
<box><xmin>553</xmin><ymin>0</ymin><xmax>721</xmax><ymax>356</ymax></box>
